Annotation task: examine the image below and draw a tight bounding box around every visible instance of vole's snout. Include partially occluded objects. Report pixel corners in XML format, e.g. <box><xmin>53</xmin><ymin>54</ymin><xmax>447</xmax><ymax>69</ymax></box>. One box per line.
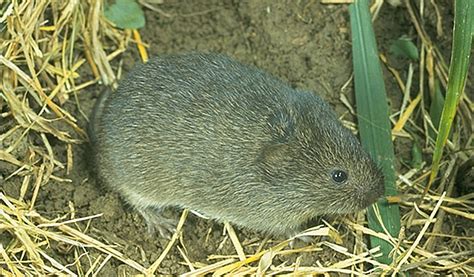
<box><xmin>361</xmin><ymin>177</ymin><xmax>385</xmax><ymax>208</ymax></box>
<box><xmin>367</xmin><ymin>183</ymin><xmax>385</xmax><ymax>206</ymax></box>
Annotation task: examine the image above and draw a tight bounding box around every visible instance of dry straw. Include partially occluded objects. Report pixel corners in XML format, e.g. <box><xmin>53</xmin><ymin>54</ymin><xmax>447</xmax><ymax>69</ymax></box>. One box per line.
<box><xmin>0</xmin><ymin>0</ymin><xmax>472</xmax><ymax>275</ymax></box>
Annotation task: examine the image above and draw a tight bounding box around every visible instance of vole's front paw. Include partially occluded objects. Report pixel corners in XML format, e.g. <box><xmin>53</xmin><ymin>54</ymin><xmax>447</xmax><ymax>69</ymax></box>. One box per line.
<box><xmin>138</xmin><ymin>207</ymin><xmax>177</xmax><ymax>239</ymax></box>
<box><xmin>289</xmin><ymin>235</ymin><xmax>314</xmax><ymax>248</ymax></box>
<box><xmin>288</xmin><ymin>229</ymin><xmax>315</xmax><ymax>248</ymax></box>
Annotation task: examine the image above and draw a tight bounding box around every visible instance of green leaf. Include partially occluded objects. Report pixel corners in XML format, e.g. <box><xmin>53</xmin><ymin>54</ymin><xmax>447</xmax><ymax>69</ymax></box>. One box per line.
<box><xmin>428</xmin><ymin>0</ymin><xmax>473</xmax><ymax>189</ymax></box>
<box><xmin>390</xmin><ymin>37</ymin><xmax>419</xmax><ymax>60</ymax></box>
<box><xmin>104</xmin><ymin>0</ymin><xmax>145</xmax><ymax>29</ymax></box>
<box><xmin>349</xmin><ymin>0</ymin><xmax>401</xmax><ymax>265</ymax></box>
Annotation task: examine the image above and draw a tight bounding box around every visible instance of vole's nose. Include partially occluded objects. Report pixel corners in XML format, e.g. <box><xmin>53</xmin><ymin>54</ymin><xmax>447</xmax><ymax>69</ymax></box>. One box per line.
<box><xmin>364</xmin><ymin>182</ymin><xmax>385</xmax><ymax>206</ymax></box>
<box><xmin>357</xmin><ymin>179</ymin><xmax>384</xmax><ymax>209</ymax></box>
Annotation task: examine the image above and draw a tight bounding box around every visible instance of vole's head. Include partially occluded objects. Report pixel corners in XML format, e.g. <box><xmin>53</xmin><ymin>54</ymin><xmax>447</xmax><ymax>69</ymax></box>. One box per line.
<box><xmin>259</xmin><ymin>92</ymin><xmax>385</xmax><ymax>216</ymax></box>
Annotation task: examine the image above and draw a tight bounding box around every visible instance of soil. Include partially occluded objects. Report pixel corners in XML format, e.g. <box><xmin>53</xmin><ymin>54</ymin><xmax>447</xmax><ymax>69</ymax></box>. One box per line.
<box><xmin>1</xmin><ymin>0</ymin><xmax>462</xmax><ymax>275</ymax></box>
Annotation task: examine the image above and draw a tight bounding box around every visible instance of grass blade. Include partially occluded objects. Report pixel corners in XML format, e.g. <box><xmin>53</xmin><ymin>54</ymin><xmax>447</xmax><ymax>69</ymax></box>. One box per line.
<box><xmin>349</xmin><ymin>0</ymin><xmax>401</xmax><ymax>265</ymax></box>
<box><xmin>427</xmin><ymin>0</ymin><xmax>473</xmax><ymax>192</ymax></box>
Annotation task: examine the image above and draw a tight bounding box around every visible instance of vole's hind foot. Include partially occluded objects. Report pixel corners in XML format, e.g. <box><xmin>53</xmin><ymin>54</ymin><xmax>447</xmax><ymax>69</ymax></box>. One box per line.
<box><xmin>138</xmin><ymin>207</ymin><xmax>177</xmax><ymax>239</ymax></box>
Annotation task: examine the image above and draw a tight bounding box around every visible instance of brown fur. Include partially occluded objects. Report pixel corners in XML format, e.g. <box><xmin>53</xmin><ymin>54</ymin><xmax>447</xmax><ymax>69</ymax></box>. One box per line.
<box><xmin>89</xmin><ymin>53</ymin><xmax>384</xmax><ymax>237</ymax></box>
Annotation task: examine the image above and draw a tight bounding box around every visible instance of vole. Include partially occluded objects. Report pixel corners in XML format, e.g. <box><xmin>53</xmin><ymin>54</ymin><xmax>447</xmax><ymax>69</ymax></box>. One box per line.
<box><xmin>89</xmin><ymin>53</ymin><xmax>385</xmax><ymax>237</ymax></box>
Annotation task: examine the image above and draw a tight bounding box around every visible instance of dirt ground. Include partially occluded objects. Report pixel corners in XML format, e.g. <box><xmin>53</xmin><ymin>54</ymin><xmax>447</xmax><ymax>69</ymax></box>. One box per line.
<box><xmin>1</xmin><ymin>0</ymin><xmax>461</xmax><ymax>275</ymax></box>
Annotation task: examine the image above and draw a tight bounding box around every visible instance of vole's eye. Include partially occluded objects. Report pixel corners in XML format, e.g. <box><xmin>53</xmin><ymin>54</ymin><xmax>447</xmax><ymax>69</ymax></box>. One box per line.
<box><xmin>331</xmin><ymin>170</ymin><xmax>348</xmax><ymax>184</ymax></box>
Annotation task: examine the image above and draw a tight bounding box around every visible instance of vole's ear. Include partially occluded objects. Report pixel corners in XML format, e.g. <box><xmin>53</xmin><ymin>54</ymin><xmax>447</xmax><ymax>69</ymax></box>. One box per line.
<box><xmin>258</xmin><ymin>110</ymin><xmax>295</xmax><ymax>165</ymax></box>
<box><xmin>258</xmin><ymin>143</ymin><xmax>291</xmax><ymax>166</ymax></box>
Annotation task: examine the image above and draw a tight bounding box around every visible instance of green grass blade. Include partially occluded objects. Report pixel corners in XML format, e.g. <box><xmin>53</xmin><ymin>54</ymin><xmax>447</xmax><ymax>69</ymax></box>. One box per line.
<box><xmin>349</xmin><ymin>0</ymin><xmax>401</xmax><ymax>265</ymax></box>
<box><xmin>428</xmin><ymin>0</ymin><xmax>473</xmax><ymax>191</ymax></box>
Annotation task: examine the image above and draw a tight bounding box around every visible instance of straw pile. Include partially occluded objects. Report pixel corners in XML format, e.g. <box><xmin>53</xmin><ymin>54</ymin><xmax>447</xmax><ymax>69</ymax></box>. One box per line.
<box><xmin>0</xmin><ymin>0</ymin><xmax>472</xmax><ymax>275</ymax></box>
